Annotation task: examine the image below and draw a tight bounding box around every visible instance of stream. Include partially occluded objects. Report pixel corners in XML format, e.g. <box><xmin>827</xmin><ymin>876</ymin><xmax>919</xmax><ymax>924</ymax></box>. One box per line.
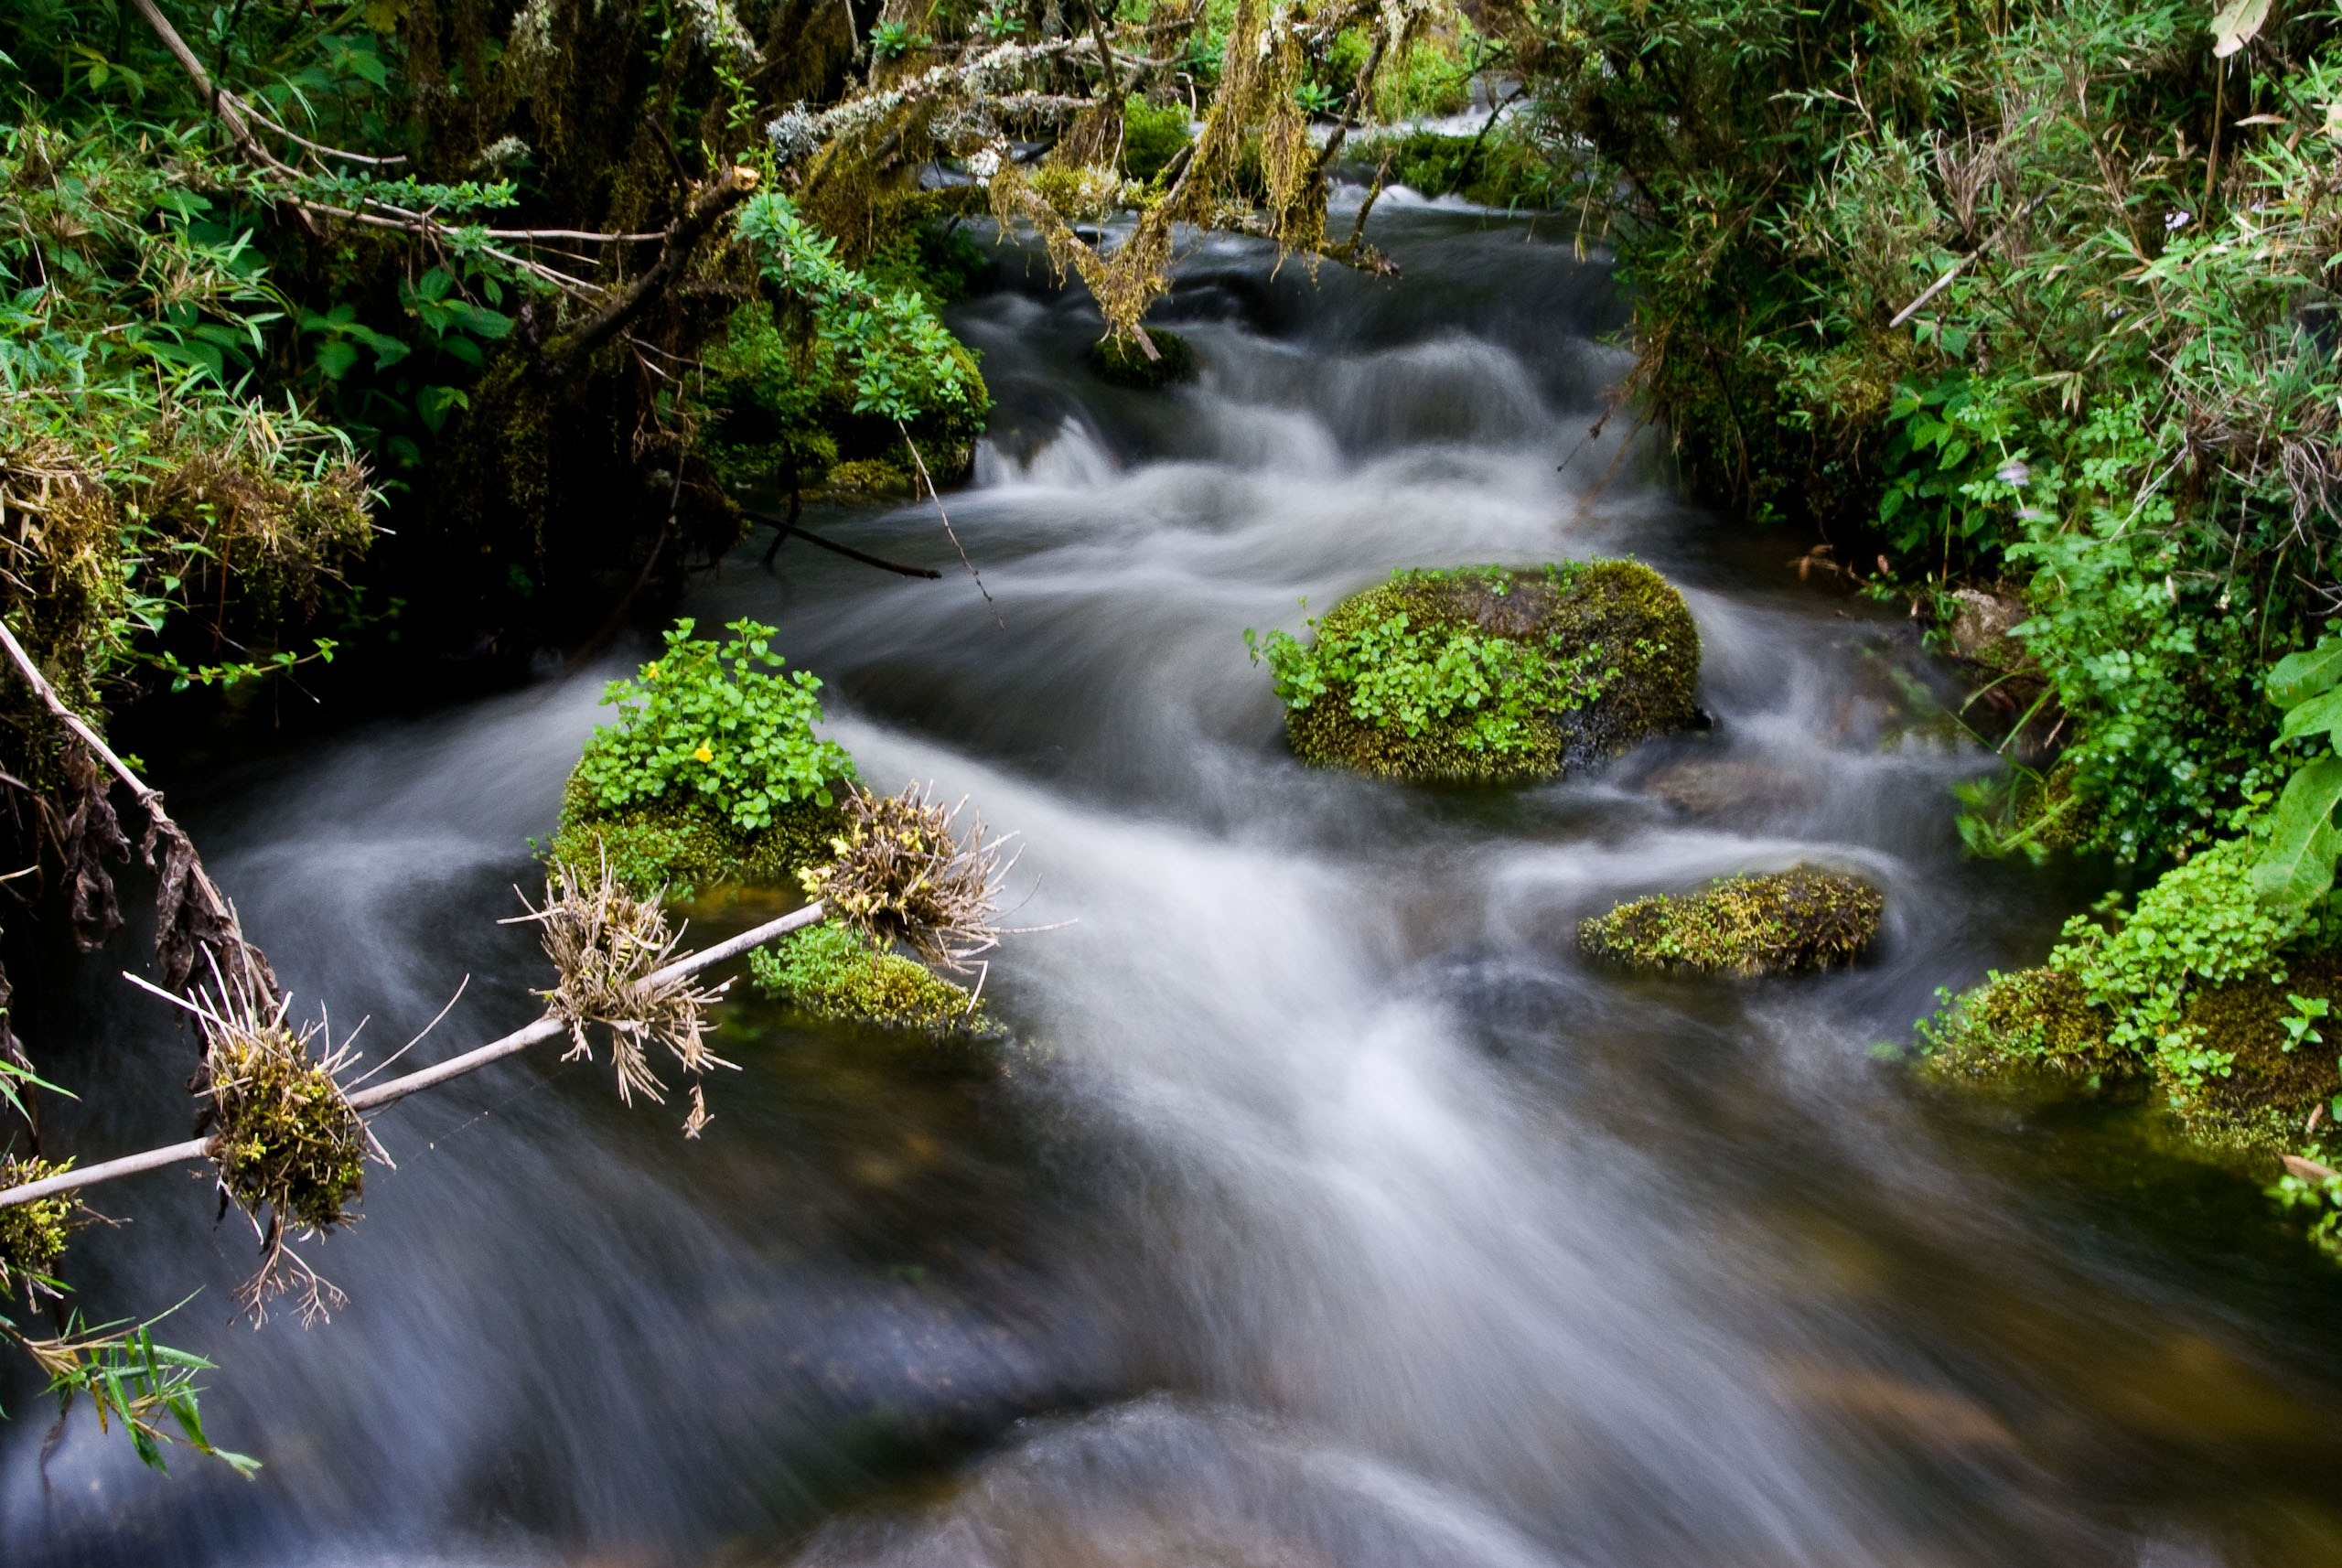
<box><xmin>10</xmin><ymin>199</ymin><xmax>2342</xmax><ymax>1568</ymax></box>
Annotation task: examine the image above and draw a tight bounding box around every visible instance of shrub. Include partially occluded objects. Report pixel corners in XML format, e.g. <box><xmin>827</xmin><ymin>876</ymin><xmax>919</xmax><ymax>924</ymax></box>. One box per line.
<box><xmin>573</xmin><ymin>618</ymin><xmax>855</xmax><ymax>833</ymax></box>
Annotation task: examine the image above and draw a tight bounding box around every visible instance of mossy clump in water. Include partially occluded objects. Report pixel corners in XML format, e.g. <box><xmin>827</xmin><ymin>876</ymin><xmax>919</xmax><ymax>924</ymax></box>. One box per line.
<box><xmin>1915</xmin><ymin>965</ymin><xmax>2127</xmax><ymax>1085</ymax></box>
<box><xmin>1087</xmin><ymin>329</ymin><xmax>1198</xmax><ymax>390</ymax></box>
<box><xmin>551</xmin><ymin>768</ymin><xmax>847</xmax><ymax>902</ymax></box>
<box><xmin>553</xmin><ymin>618</ymin><xmax>856</xmax><ymax>900</ymax></box>
<box><xmin>1255</xmin><ymin>561</ymin><xmax>1700</xmax><ymax>783</ymax></box>
<box><xmin>749</xmin><ymin>921</ymin><xmax>988</xmax><ymax>1033</ymax></box>
<box><xmin>1578</xmin><ymin>866</ymin><xmax>1883</xmax><ymax>976</ymax></box>
<box><xmin>0</xmin><ymin>1156</ymin><xmax>74</xmax><ymax>1299</ymax></box>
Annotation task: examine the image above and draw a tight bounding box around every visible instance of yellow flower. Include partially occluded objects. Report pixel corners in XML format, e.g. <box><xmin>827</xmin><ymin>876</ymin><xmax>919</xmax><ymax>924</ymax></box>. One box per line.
<box><xmin>693</xmin><ymin>742</ymin><xmax>714</xmax><ymax>763</ymax></box>
<box><xmin>644</xmin><ymin>661</ymin><xmax>661</xmax><ymax>680</ymax></box>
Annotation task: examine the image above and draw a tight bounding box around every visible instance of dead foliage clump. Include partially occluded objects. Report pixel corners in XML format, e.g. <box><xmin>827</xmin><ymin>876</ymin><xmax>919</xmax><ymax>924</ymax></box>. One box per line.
<box><xmin>511</xmin><ymin>857</ymin><xmax>736</xmax><ymax>1136</ymax></box>
<box><xmin>799</xmin><ymin>780</ymin><xmax>1018</xmax><ymax>974</ymax></box>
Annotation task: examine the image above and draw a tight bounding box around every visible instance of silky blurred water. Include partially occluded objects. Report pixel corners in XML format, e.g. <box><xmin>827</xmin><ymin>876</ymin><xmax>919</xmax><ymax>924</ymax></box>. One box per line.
<box><xmin>11</xmin><ymin>203</ymin><xmax>2342</xmax><ymax>1568</ymax></box>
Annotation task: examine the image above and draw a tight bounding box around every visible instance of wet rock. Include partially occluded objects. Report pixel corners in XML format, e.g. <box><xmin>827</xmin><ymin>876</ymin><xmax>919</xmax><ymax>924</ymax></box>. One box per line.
<box><xmin>1944</xmin><ymin>587</ymin><xmax>2033</xmax><ymax>671</ymax></box>
<box><xmin>1087</xmin><ymin>328</ymin><xmax>1198</xmax><ymax>390</ymax></box>
<box><xmin>1640</xmin><ymin>756</ymin><xmax>1816</xmax><ymax>816</ymax></box>
<box><xmin>1283</xmin><ymin>560</ymin><xmax>1702</xmax><ymax>783</ymax></box>
<box><xmin>1576</xmin><ymin>866</ymin><xmax>1882</xmax><ymax>976</ymax></box>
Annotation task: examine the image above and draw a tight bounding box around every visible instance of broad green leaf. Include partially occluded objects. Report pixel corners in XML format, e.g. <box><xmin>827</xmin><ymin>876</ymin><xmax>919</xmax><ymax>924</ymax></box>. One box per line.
<box><xmin>2211</xmin><ymin>0</ymin><xmax>2273</xmax><ymax>57</ymax></box>
<box><xmin>2279</xmin><ymin>687</ymin><xmax>2342</xmax><ymax>747</ymax></box>
<box><xmin>2269</xmin><ymin>637</ymin><xmax>2342</xmax><ymax>709</ymax></box>
<box><xmin>2252</xmin><ymin>756</ymin><xmax>2342</xmax><ymax>908</ymax></box>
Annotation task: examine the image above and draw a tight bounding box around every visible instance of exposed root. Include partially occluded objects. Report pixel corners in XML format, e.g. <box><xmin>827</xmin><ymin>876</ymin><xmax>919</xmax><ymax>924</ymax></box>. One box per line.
<box><xmin>509</xmin><ymin>857</ymin><xmax>738</xmax><ymax>1132</ymax></box>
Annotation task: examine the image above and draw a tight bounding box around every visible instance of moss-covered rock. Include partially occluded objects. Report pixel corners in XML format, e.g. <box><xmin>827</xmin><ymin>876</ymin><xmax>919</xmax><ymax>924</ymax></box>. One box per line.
<box><xmin>1277</xmin><ymin>561</ymin><xmax>1701</xmax><ymax>783</ymax></box>
<box><xmin>1577</xmin><ymin>866</ymin><xmax>1883</xmax><ymax>976</ymax></box>
<box><xmin>1916</xmin><ymin>964</ymin><xmax>2126</xmax><ymax>1085</ymax></box>
<box><xmin>1088</xmin><ymin>329</ymin><xmax>1198</xmax><ymax>390</ymax></box>
<box><xmin>549</xmin><ymin>767</ymin><xmax>846</xmax><ymax>902</ymax></box>
<box><xmin>749</xmin><ymin>920</ymin><xmax>990</xmax><ymax>1033</ymax></box>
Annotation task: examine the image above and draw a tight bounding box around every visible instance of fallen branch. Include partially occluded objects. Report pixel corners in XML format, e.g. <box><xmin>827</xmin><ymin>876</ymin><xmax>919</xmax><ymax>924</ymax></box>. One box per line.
<box><xmin>542</xmin><ymin>167</ymin><xmax>764</xmax><ymax>366</ymax></box>
<box><xmin>744</xmin><ymin>509</ymin><xmax>943</xmax><ymax>578</ymax></box>
<box><xmin>0</xmin><ymin>902</ymin><xmax>830</xmax><ymax>1212</ymax></box>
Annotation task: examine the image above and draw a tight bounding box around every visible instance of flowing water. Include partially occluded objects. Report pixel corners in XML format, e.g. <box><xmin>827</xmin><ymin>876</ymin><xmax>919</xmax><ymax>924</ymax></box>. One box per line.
<box><xmin>12</xmin><ymin>202</ymin><xmax>2342</xmax><ymax>1568</ymax></box>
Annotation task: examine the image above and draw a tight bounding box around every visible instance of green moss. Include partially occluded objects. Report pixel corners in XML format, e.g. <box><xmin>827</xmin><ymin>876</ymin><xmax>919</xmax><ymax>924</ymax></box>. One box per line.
<box><xmin>550</xmin><ymin>765</ymin><xmax>846</xmax><ymax>902</ymax></box>
<box><xmin>822</xmin><ymin>457</ymin><xmax>915</xmax><ymax>497</ymax></box>
<box><xmin>1578</xmin><ymin>866</ymin><xmax>1883</xmax><ymax>976</ymax></box>
<box><xmin>0</xmin><ymin>1155</ymin><xmax>73</xmax><ymax>1297</ymax></box>
<box><xmin>1122</xmin><ymin>100</ymin><xmax>1194</xmax><ymax>185</ymax></box>
<box><xmin>1278</xmin><ymin>560</ymin><xmax>1700</xmax><ymax>782</ymax></box>
<box><xmin>2165</xmin><ymin>953</ymin><xmax>2342</xmax><ymax>1152</ymax></box>
<box><xmin>749</xmin><ymin>920</ymin><xmax>989</xmax><ymax>1033</ymax></box>
<box><xmin>1917</xmin><ymin>965</ymin><xmax>2126</xmax><ymax>1085</ymax></box>
<box><xmin>1087</xmin><ymin>329</ymin><xmax>1198</xmax><ymax>390</ymax></box>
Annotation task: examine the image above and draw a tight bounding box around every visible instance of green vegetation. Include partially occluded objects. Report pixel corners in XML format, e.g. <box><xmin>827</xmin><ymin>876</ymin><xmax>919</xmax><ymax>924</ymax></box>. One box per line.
<box><xmin>1489</xmin><ymin>0</ymin><xmax>2342</xmax><ymax>865</ymax></box>
<box><xmin>1578</xmin><ymin>867</ymin><xmax>1884</xmax><ymax>976</ymax></box>
<box><xmin>1088</xmin><ymin>328</ymin><xmax>1199</xmax><ymax>389</ymax></box>
<box><xmin>1246</xmin><ymin>561</ymin><xmax>1699</xmax><ymax>781</ymax></box>
<box><xmin>749</xmin><ymin>921</ymin><xmax>987</xmax><ymax>1033</ymax></box>
<box><xmin>554</xmin><ymin>619</ymin><xmax>853</xmax><ymax>898</ymax></box>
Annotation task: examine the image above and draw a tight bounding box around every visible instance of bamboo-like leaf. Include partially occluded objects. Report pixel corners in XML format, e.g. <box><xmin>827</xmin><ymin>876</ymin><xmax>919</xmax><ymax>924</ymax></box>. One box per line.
<box><xmin>2252</xmin><ymin>756</ymin><xmax>2342</xmax><ymax>908</ymax></box>
<box><xmin>2211</xmin><ymin>0</ymin><xmax>2274</xmax><ymax>59</ymax></box>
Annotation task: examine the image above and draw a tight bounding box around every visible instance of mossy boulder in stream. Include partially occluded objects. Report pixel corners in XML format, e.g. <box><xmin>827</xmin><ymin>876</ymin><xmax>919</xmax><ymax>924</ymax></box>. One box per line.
<box><xmin>750</xmin><ymin>921</ymin><xmax>990</xmax><ymax>1033</ymax></box>
<box><xmin>1088</xmin><ymin>329</ymin><xmax>1198</xmax><ymax>390</ymax></box>
<box><xmin>1252</xmin><ymin>561</ymin><xmax>1701</xmax><ymax>783</ymax></box>
<box><xmin>550</xmin><ymin>769</ymin><xmax>846</xmax><ymax>901</ymax></box>
<box><xmin>550</xmin><ymin>618</ymin><xmax>854</xmax><ymax>899</ymax></box>
<box><xmin>1578</xmin><ymin>866</ymin><xmax>1884</xmax><ymax>976</ymax></box>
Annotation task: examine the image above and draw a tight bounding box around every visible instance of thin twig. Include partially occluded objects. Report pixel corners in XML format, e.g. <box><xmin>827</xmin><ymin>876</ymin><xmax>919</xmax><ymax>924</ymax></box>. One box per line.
<box><xmin>896</xmin><ymin>422</ymin><xmax>1000</xmax><ymax>626</ymax></box>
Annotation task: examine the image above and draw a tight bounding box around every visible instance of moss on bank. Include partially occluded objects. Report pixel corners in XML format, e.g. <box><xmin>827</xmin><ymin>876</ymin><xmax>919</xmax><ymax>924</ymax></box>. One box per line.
<box><xmin>1918</xmin><ymin>953</ymin><xmax>2342</xmax><ymax>1154</ymax></box>
<box><xmin>549</xmin><ymin>767</ymin><xmax>847</xmax><ymax>902</ymax></box>
<box><xmin>1275</xmin><ymin>561</ymin><xmax>1700</xmax><ymax>783</ymax></box>
<box><xmin>1917</xmin><ymin>965</ymin><xmax>2126</xmax><ymax>1087</ymax></box>
<box><xmin>749</xmin><ymin>921</ymin><xmax>988</xmax><ymax>1033</ymax></box>
<box><xmin>1578</xmin><ymin>866</ymin><xmax>1883</xmax><ymax>976</ymax></box>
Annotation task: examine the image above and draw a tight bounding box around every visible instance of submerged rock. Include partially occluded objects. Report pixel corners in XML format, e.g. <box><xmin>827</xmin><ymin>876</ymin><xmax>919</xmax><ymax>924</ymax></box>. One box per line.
<box><xmin>549</xmin><ymin>768</ymin><xmax>846</xmax><ymax>902</ymax></box>
<box><xmin>1276</xmin><ymin>560</ymin><xmax>1701</xmax><ymax>783</ymax></box>
<box><xmin>1577</xmin><ymin>866</ymin><xmax>1883</xmax><ymax>976</ymax></box>
<box><xmin>1640</xmin><ymin>756</ymin><xmax>1816</xmax><ymax>816</ymax></box>
<box><xmin>1087</xmin><ymin>328</ymin><xmax>1198</xmax><ymax>390</ymax></box>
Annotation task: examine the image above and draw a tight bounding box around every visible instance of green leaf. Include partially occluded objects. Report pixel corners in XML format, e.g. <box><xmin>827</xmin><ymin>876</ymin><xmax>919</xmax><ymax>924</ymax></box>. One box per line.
<box><xmin>2251</xmin><ymin>756</ymin><xmax>2342</xmax><ymax>908</ymax></box>
<box><xmin>2278</xmin><ymin>687</ymin><xmax>2342</xmax><ymax>748</ymax></box>
<box><xmin>2270</xmin><ymin>638</ymin><xmax>2342</xmax><ymax>710</ymax></box>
